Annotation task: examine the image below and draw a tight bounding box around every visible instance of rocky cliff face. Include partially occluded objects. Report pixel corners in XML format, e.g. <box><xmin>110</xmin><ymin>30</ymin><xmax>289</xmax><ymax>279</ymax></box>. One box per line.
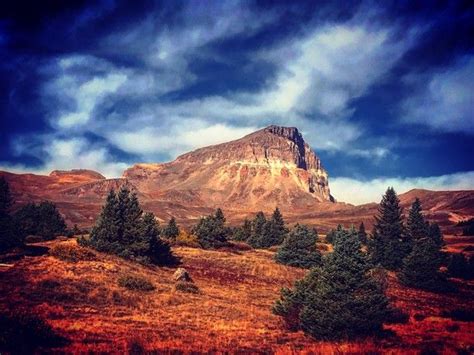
<box><xmin>123</xmin><ymin>125</ymin><xmax>333</xmax><ymax>210</ymax></box>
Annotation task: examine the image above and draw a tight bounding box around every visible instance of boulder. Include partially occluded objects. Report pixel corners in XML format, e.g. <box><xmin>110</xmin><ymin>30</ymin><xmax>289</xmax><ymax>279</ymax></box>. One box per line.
<box><xmin>173</xmin><ymin>268</ymin><xmax>192</xmax><ymax>282</ymax></box>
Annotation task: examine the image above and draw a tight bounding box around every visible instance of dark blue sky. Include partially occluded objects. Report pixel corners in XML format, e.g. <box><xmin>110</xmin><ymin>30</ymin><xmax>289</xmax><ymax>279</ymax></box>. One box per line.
<box><xmin>0</xmin><ymin>0</ymin><xmax>473</xmax><ymax>203</ymax></box>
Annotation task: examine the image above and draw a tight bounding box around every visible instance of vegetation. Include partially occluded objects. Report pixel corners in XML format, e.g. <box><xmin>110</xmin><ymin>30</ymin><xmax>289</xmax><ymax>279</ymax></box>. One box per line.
<box><xmin>447</xmin><ymin>253</ymin><xmax>473</xmax><ymax>280</ymax></box>
<box><xmin>399</xmin><ymin>200</ymin><xmax>448</xmax><ymax>291</ymax></box>
<box><xmin>118</xmin><ymin>274</ymin><xmax>156</xmax><ymax>291</ymax></box>
<box><xmin>456</xmin><ymin>218</ymin><xmax>474</xmax><ymax>236</ymax></box>
<box><xmin>247</xmin><ymin>208</ymin><xmax>288</xmax><ymax>248</ymax></box>
<box><xmin>358</xmin><ymin>222</ymin><xmax>367</xmax><ymax>244</ymax></box>
<box><xmin>192</xmin><ymin>208</ymin><xmax>230</xmax><ymax>249</ymax></box>
<box><xmin>80</xmin><ymin>187</ymin><xmax>176</xmax><ymax>265</ymax></box>
<box><xmin>274</xmin><ymin>226</ymin><xmax>389</xmax><ymax>339</ymax></box>
<box><xmin>275</xmin><ymin>224</ymin><xmax>321</xmax><ymax>268</ymax></box>
<box><xmin>369</xmin><ymin>187</ymin><xmax>409</xmax><ymax>270</ymax></box>
<box><xmin>325</xmin><ymin>224</ymin><xmax>343</xmax><ymax>244</ymax></box>
<box><xmin>49</xmin><ymin>243</ymin><xmax>96</xmax><ymax>262</ymax></box>
<box><xmin>0</xmin><ymin>177</ymin><xmax>21</xmax><ymax>252</ymax></box>
<box><xmin>173</xmin><ymin>230</ymin><xmax>200</xmax><ymax>248</ymax></box>
<box><xmin>232</xmin><ymin>218</ymin><xmax>252</xmax><ymax>241</ymax></box>
<box><xmin>175</xmin><ymin>281</ymin><xmax>199</xmax><ymax>294</ymax></box>
<box><xmin>14</xmin><ymin>201</ymin><xmax>67</xmax><ymax>240</ymax></box>
<box><xmin>161</xmin><ymin>217</ymin><xmax>180</xmax><ymax>240</ymax></box>
<box><xmin>0</xmin><ymin>312</ymin><xmax>66</xmax><ymax>353</ymax></box>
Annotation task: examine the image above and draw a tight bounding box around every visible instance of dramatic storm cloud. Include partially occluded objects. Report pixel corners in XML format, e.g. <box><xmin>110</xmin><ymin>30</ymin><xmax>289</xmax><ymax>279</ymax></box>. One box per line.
<box><xmin>1</xmin><ymin>1</ymin><xmax>473</xmax><ymax>202</ymax></box>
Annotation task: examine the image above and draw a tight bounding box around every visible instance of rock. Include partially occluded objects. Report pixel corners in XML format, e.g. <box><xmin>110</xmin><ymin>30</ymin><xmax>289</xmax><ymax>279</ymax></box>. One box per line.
<box><xmin>173</xmin><ymin>268</ymin><xmax>192</xmax><ymax>282</ymax></box>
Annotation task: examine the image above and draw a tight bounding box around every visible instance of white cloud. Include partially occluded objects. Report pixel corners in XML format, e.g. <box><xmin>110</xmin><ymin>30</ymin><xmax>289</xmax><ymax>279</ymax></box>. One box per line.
<box><xmin>331</xmin><ymin>171</ymin><xmax>474</xmax><ymax>205</ymax></box>
<box><xmin>401</xmin><ymin>56</ymin><xmax>474</xmax><ymax>133</ymax></box>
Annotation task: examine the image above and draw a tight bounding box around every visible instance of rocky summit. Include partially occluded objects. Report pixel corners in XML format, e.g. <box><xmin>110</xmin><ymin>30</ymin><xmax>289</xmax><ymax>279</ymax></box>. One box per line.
<box><xmin>123</xmin><ymin>125</ymin><xmax>334</xmax><ymax>211</ymax></box>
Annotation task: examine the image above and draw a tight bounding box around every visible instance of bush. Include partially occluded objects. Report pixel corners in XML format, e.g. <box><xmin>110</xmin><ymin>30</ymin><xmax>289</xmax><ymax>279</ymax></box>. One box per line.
<box><xmin>441</xmin><ymin>309</ymin><xmax>474</xmax><ymax>322</ymax></box>
<box><xmin>448</xmin><ymin>253</ymin><xmax>473</xmax><ymax>280</ymax></box>
<box><xmin>175</xmin><ymin>281</ymin><xmax>199</xmax><ymax>294</ymax></box>
<box><xmin>49</xmin><ymin>243</ymin><xmax>96</xmax><ymax>262</ymax></box>
<box><xmin>24</xmin><ymin>235</ymin><xmax>43</xmax><ymax>244</ymax></box>
<box><xmin>385</xmin><ymin>307</ymin><xmax>410</xmax><ymax>324</ymax></box>
<box><xmin>173</xmin><ymin>231</ymin><xmax>200</xmax><ymax>248</ymax></box>
<box><xmin>118</xmin><ymin>274</ymin><xmax>155</xmax><ymax>292</ymax></box>
<box><xmin>0</xmin><ymin>312</ymin><xmax>67</xmax><ymax>353</ymax></box>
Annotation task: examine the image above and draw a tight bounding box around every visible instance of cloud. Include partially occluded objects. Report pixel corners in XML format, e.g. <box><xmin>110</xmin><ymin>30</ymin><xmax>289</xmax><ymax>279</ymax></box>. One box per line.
<box><xmin>331</xmin><ymin>171</ymin><xmax>474</xmax><ymax>205</ymax></box>
<box><xmin>401</xmin><ymin>56</ymin><xmax>474</xmax><ymax>134</ymax></box>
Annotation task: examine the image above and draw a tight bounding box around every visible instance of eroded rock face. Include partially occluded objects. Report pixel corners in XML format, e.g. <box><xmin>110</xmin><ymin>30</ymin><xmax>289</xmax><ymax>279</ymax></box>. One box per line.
<box><xmin>123</xmin><ymin>125</ymin><xmax>333</xmax><ymax>211</ymax></box>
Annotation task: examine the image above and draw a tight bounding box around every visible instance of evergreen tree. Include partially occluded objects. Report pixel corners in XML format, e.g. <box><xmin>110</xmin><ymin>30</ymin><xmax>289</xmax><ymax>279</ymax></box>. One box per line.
<box><xmin>427</xmin><ymin>222</ymin><xmax>444</xmax><ymax>248</ymax></box>
<box><xmin>14</xmin><ymin>201</ymin><xmax>66</xmax><ymax>240</ymax></box>
<box><xmin>84</xmin><ymin>187</ymin><xmax>176</xmax><ymax>265</ymax></box>
<box><xmin>447</xmin><ymin>253</ymin><xmax>473</xmax><ymax>280</ymax></box>
<box><xmin>406</xmin><ymin>198</ymin><xmax>427</xmax><ymax>241</ymax></box>
<box><xmin>247</xmin><ymin>211</ymin><xmax>267</xmax><ymax>248</ymax></box>
<box><xmin>325</xmin><ymin>225</ymin><xmax>343</xmax><ymax>244</ymax></box>
<box><xmin>369</xmin><ymin>187</ymin><xmax>408</xmax><ymax>270</ymax></box>
<box><xmin>399</xmin><ymin>236</ymin><xmax>448</xmax><ymax>292</ymax></box>
<box><xmin>357</xmin><ymin>222</ymin><xmax>367</xmax><ymax>244</ymax></box>
<box><xmin>192</xmin><ymin>209</ymin><xmax>229</xmax><ymax>249</ymax></box>
<box><xmin>274</xmin><ymin>227</ymin><xmax>389</xmax><ymax>339</ymax></box>
<box><xmin>0</xmin><ymin>177</ymin><xmax>20</xmax><ymax>252</ymax></box>
<box><xmin>275</xmin><ymin>224</ymin><xmax>321</xmax><ymax>268</ymax></box>
<box><xmin>233</xmin><ymin>219</ymin><xmax>252</xmax><ymax>241</ymax></box>
<box><xmin>161</xmin><ymin>217</ymin><xmax>180</xmax><ymax>240</ymax></box>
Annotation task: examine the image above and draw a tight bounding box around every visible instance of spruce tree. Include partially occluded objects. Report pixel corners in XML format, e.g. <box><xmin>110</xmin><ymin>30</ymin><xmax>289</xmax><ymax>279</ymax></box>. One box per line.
<box><xmin>448</xmin><ymin>253</ymin><xmax>473</xmax><ymax>280</ymax></box>
<box><xmin>358</xmin><ymin>222</ymin><xmax>367</xmax><ymax>244</ymax></box>
<box><xmin>275</xmin><ymin>224</ymin><xmax>321</xmax><ymax>268</ymax></box>
<box><xmin>233</xmin><ymin>219</ymin><xmax>252</xmax><ymax>241</ymax></box>
<box><xmin>85</xmin><ymin>187</ymin><xmax>176</xmax><ymax>265</ymax></box>
<box><xmin>162</xmin><ymin>217</ymin><xmax>180</xmax><ymax>240</ymax></box>
<box><xmin>0</xmin><ymin>177</ymin><xmax>20</xmax><ymax>252</ymax></box>
<box><xmin>193</xmin><ymin>209</ymin><xmax>229</xmax><ymax>249</ymax></box>
<box><xmin>406</xmin><ymin>198</ymin><xmax>427</xmax><ymax>241</ymax></box>
<box><xmin>14</xmin><ymin>201</ymin><xmax>66</xmax><ymax>240</ymax></box>
<box><xmin>274</xmin><ymin>227</ymin><xmax>389</xmax><ymax>339</ymax></box>
<box><xmin>247</xmin><ymin>211</ymin><xmax>266</xmax><ymax>248</ymax></box>
<box><xmin>325</xmin><ymin>224</ymin><xmax>343</xmax><ymax>244</ymax></box>
<box><xmin>428</xmin><ymin>222</ymin><xmax>444</xmax><ymax>248</ymax></box>
<box><xmin>399</xmin><ymin>236</ymin><xmax>448</xmax><ymax>292</ymax></box>
<box><xmin>369</xmin><ymin>187</ymin><xmax>408</xmax><ymax>270</ymax></box>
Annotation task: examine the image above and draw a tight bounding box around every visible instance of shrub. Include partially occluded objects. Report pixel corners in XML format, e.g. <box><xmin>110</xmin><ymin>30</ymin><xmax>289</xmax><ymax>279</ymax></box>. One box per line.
<box><xmin>24</xmin><ymin>235</ymin><xmax>43</xmax><ymax>244</ymax></box>
<box><xmin>49</xmin><ymin>243</ymin><xmax>96</xmax><ymax>262</ymax></box>
<box><xmin>118</xmin><ymin>274</ymin><xmax>155</xmax><ymax>292</ymax></box>
<box><xmin>175</xmin><ymin>281</ymin><xmax>199</xmax><ymax>294</ymax></box>
<box><xmin>385</xmin><ymin>307</ymin><xmax>410</xmax><ymax>324</ymax></box>
<box><xmin>174</xmin><ymin>231</ymin><xmax>200</xmax><ymax>248</ymax></box>
<box><xmin>441</xmin><ymin>309</ymin><xmax>474</xmax><ymax>322</ymax></box>
<box><xmin>275</xmin><ymin>224</ymin><xmax>322</xmax><ymax>268</ymax></box>
<box><xmin>0</xmin><ymin>312</ymin><xmax>67</xmax><ymax>353</ymax></box>
<box><xmin>161</xmin><ymin>217</ymin><xmax>180</xmax><ymax>240</ymax></box>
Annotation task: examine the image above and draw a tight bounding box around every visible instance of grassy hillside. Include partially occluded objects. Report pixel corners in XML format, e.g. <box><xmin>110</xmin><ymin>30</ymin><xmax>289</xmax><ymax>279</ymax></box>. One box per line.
<box><xmin>0</xmin><ymin>239</ymin><xmax>473</xmax><ymax>353</ymax></box>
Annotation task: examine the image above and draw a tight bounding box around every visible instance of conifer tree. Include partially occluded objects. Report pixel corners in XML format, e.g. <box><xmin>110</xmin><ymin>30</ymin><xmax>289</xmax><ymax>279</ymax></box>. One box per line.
<box><xmin>233</xmin><ymin>219</ymin><xmax>252</xmax><ymax>241</ymax></box>
<box><xmin>406</xmin><ymin>198</ymin><xmax>427</xmax><ymax>241</ymax></box>
<box><xmin>14</xmin><ymin>201</ymin><xmax>66</xmax><ymax>240</ymax></box>
<box><xmin>275</xmin><ymin>224</ymin><xmax>321</xmax><ymax>268</ymax></box>
<box><xmin>193</xmin><ymin>208</ymin><xmax>229</xmax><ymax>249</ymax></box>
<box><xmin>325</xmin><ymin>224</ymin><xmax>343</xmax><ymax>244</ymax></box>
<box><xmin>162</xmin><ymin>217</ymin><xmax>180</xmax><ymax>240</ymax></box>
<box><xmin>428</xmin><ymin>222</ymin><xmax>444</xmax><ymax>248</ymax></box>
<box><xmin>247</xmin><ymin>211</ymin><xmax>267</xmax><ymax>248</ymax></box>
<box><xmin>448</xmin><ymin>253</ymin><xmax>473</xmax><ymax>280</ymax></box>
<box><xmin>399</xmin><ymin>236</ymin><xmax>448</xmax><ymax>292</ymax></box>
<box><xmin>0</xmin><ymin>177</ymin><xmax>20</xmax><ymax>252</ymax></box>
<box><xmin>369</xmin><ymin>187</ymin><xmax>408</xmax><ymax>270</ymax></box>
<box><xmin>274</xmin><ymin>227</ymin><xmax>389</xmax><ymax>339</ymax></box>
<box><xmin>84</xmin><ymin>187</ymin><xmax>176</xmax><ymax>265</ymax></box>
<box><xmin>357</xmin><ymin>222</ymin><xmax>367</xmax><ymax>244</ymax></box>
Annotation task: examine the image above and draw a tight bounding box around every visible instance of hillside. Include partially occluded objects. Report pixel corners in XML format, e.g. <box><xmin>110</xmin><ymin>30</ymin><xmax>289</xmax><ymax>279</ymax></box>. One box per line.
<box><xmin>0</xmin><ymin>239</ymin><xmax>473</xmax><ymax>353</ymax></box>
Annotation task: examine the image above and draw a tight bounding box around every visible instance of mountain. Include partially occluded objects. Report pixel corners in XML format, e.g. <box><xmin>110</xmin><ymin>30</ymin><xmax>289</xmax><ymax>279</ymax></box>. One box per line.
<box><xmin>123</xmin><ymin>125</ymin><xmax>333</xmax><ymax>210</ymax></box>
<box><xmin>0</xmin><ymin>125</ymin><xmax>473</xmax><ymax>232</ymax></box>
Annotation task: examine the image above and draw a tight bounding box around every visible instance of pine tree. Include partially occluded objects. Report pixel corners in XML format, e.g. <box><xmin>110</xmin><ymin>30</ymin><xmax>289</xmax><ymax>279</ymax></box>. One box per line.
<box><xmin>399</xmin><ymin>236</ymin><xmax>449</xmax><ymax>292</ymax></box>
<box><xmin>325</xmin><ymin>224</ymin><xmax>343</xmax><ymax>244</ymax></box>
<box><xmin>0</xmin><ymin>177</ymin><xmax>20</xmax><ymax>252</ymax></box>
<box><xmin>84</xmin><ymin>187</ymin><xmax>176</xmax><ymax>265</ymax></box>
<box><xmin>162</xmin><ymin>217</ymin><xmax>180</xmax><ymax>240</ymax></box>
<box><xmin>193</xmin><ymin>209</ymin><xmax>229</xmax><ymax>249</ymax></box>
<box><xmin>369</xmin><ymin>187</ymin><xmax>408</xmax><ymax>270</ymax></box>
<box><xmin>233</xmin><ymin>219</ymin><xmax>252</xmax><ymax>241</ymax></box>
<box><xmin>247</xmin><ymin>211</ymin><xmax>267</xmax><ymax>248</ymax></box>
<box><xmin>358</xmin><ymin>222</ymin><xmax>367</xmax><ymax>244</ymax></box>
<box><xmin>275</xmin><ymin>224</ymin><xmax>321</xmax><ymax>268</ymax></box>
<box><xmin>448</xmin><ymin>253</ymin><xmax>473</xmax><ymax>280</ymax></box>
<box><xmin>14</xmin><ymin>201</ymin><xmax>66</xmax><ymax>240</ymax></box>
<box><xmin>406</xmin><ymin>198</ymin><xmax>427</xmax><ymax>241</ymax></box>
<box><xmin>428</xmin><ymin>222</ymin><xmax>444</xmax><ymax>248</ymax></box>
<box><xmin>274</xmin><ymin>227</ymin><xmax>389</xmax><ymax>339</ymax></box>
